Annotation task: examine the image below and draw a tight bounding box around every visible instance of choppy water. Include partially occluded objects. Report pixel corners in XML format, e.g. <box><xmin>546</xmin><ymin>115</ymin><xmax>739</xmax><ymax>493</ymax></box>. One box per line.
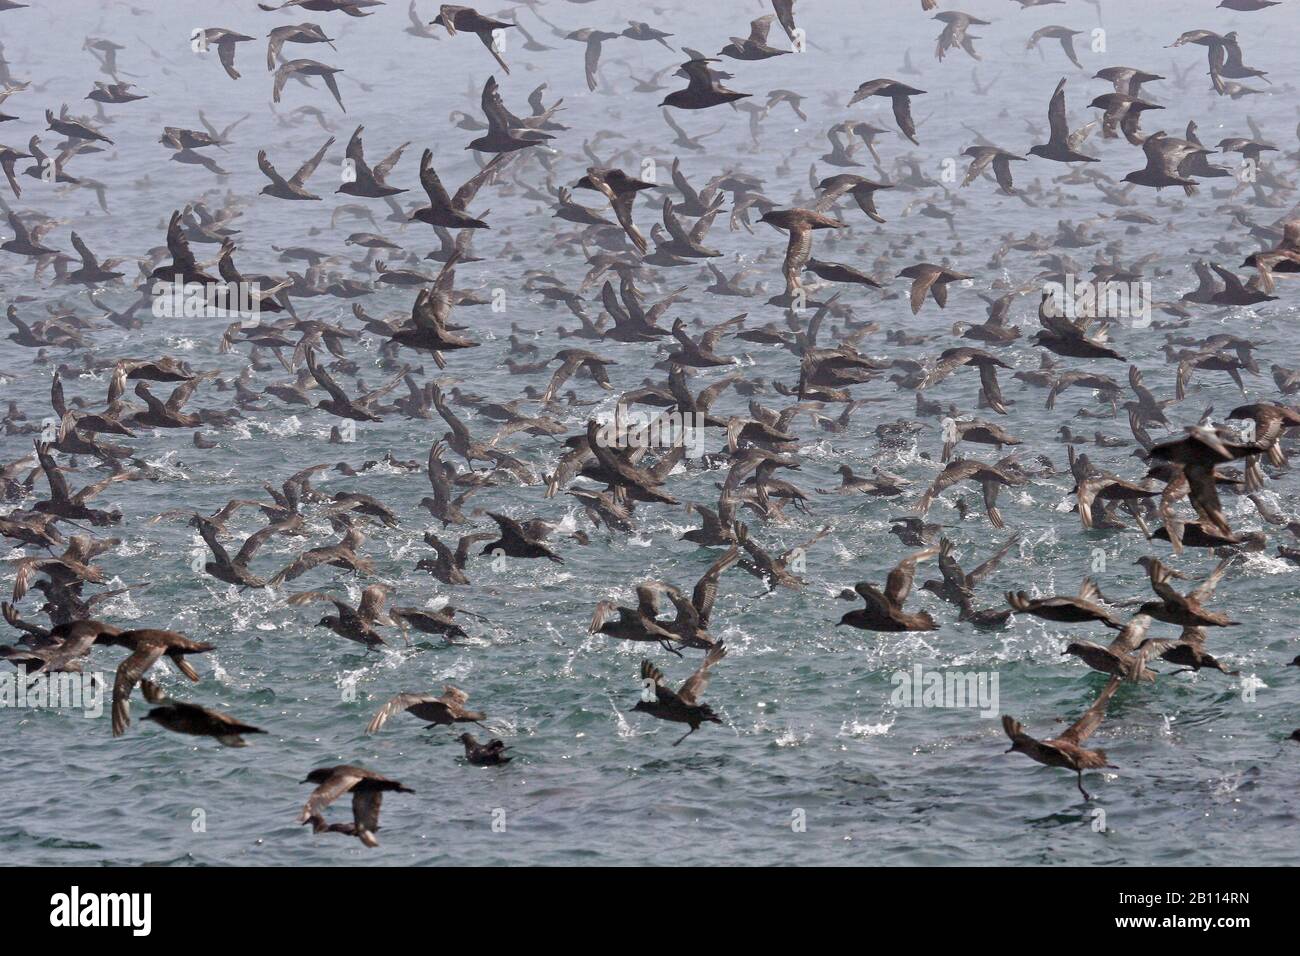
<box><xmin>1</xmin><ymin>0</ymin><xmax>1298</xmax><ymax>865</ymax></box>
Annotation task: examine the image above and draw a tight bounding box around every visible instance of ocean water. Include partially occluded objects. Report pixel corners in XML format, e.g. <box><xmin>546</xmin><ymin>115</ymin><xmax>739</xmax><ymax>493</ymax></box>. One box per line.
<box><xmin>1</xmin><ymin>0</ymin><xmax>1298</xmax><ymax>866</ymax></box>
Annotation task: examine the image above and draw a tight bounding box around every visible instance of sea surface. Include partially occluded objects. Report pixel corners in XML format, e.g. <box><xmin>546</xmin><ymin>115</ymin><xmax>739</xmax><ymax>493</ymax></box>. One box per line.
<box><xmin>0</xmin><ymin>0</ymin><xmax>1298</xmax><ymax>866</ymax></box>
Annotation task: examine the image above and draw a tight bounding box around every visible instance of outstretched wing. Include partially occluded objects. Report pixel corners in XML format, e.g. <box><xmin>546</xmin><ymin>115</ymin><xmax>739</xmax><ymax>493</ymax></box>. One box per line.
<box><xmin>165</xmin><ymin>209</ymin><xmax>199</xmax><ymax>271</ymax></box>
<box><xmin>257</xmin><ymin>150</ymin><xmax>290</xmax><ymax>190</ymax></box>
<box><xmin>299</xmin><ymin>768</ymin><xmax>363</xmax><ymax>823</ymax></box>
<box><xmin>366</xmin><ymin>692</ymin><xmax>435</xmax><ymax>733</ymax></box>
<box><xmin>419</xmin><ymin>148</ymin><xmax>454</xmax><ymax>209</ymax></box>
<box><xmin>693</xmin><ymin>544</ymin><xmax>739</xmax><ymax>624</ymax></box>
<box><xmin>884</xmin><ymin>546</ymin><xmax>938</xmax><ymax>607</ymax></box>
<box><xmin>1046</xmin><ymin>77</ymin><xmax>1069</xmax><ymax>145</ymax></box>
<box><xmin>289</xmin><ymin>136</ymin><xmax>335</xmax><ymax>189</ymax></box>
<box><xmin>1056</xmin><ymin>675</ymin><xmax>1121</xmax><ymax>745</ymax></box>
<box><xmin>112</xmin><ymin>641</ymin><xmax>166</xmax><ymax>736</ymax></box>
<box><xmin>677</xmin><ymin>643</ymin><xmax>726</xmax><ymax>705</ymax></box>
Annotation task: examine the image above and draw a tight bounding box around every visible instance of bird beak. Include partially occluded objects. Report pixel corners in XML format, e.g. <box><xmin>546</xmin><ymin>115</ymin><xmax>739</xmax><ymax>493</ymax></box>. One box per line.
<box><xmin>1003</xmin><ymin>745</ymin><xmax>1015</xmax><ymax>754</ymax></box>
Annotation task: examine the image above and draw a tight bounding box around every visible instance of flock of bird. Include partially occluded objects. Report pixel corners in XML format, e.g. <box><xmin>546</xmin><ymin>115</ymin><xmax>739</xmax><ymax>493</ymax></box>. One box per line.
<box><xmin>1</xmin><ymin>0</ymin><xmax>1299</xmax><ymax>851</ymax></box>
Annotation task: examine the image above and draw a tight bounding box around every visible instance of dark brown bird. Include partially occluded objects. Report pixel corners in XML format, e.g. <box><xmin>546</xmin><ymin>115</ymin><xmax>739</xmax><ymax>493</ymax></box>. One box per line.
<box><xmin>899</xmin><ymin>265</ymin><xmax>973</xmax><ymax>316</ymax></box>
<box><xmin>458</xmin><ymin>731</ymin><xmax>511</xmax><ymax>765</ymax></box>
<box><xmin>288</xmin><ymin>584</ymin><xmax>393</xmax><ymax>649</ymax></box>
<box><xmin>412</xmin><ymin>149</ymin><xmax>507</xmax><ymax>230</ymax></box>
<box><xmin>736</xmin><ymin>522</ymin><xmax>830</xmax><ymax>591</ymax></box>
<box><xmin>1029</xmin><ymin>78</ymin><xmax>1099</xmax><ymax>164</ymax></box>
<box><xmin>590</xmin><ymin>582</ymin><xmax>685</xmax><ymax>654</ymax></box>
<box><xmin>366</xmin><ymin>684</ymin><xmax>485</xmax><ymax>732</ymax></box>
<box><xmin>299</xmin><ymin>765</ymin><xmax>413</xmax><ymax>848</ymax></box>
<box><xmin>632</xmin><ymin>643</ymin><xmax>727</xmax><ymax>745</ymax></box>
<box><xmin>757</xmin><ymin>208</ymin><xmax>845</xmax><ymax>301</ymax></box>
<box><xmin>961</xmin><ymin>146</ymin><xmax>1026</xmax><ymax>194</ymax></box>
<box><xmin>1135</xmin><ymin>556</ymin><xmax>1238</xmax><ymax>628</ymax></box>
<box><xmin>661</xmin><ymin>52</ymin><xmax>751</xmax><ymax>110</ymax></box>
<box><xmin>574</xmin><ymin>167</ymin><xmax>656</xmax><ymax>254</ymax></box>
<box><xmin>847</xmin><ymin>79</ymin><xmax>925</xmax><ymax>144</ymax></box>
<box><xmin>481</xmin><ymin>511</ymin><xmax>564</xmax><ymax>562</ymax></box>
<box><xmin>337</xmin><ymin>124</ymin><xmax>407</xmax><ymax>199</ymax></box>
<box><xmin>1149</xmin><ymin>426</ymin><xmax>1255</xmax><ymax>543</ymax></box>
<box><xmin>1062</xmin><ymin>614</ymin><xmax>1158</xmax><ymax>682</ymax></box>
<box><xmin>837</xmin><ymin>547</ymin><xmax>940</xmax><ymax>632</ymax></box>
<box><xmin>1007</xmin><ymin>578</ymin><xmax>1124</xmax><ymax>629</ymax></box>
<box><xmin>1002</xmin><ymin>676</ymin><xmax>1122</xmax><ymax>800</ymax></box>
<box><xmin>916</xmin><ymin>457</ymin><xmax>1023</xmax><ymax>527</ymax></box>
<box><xmin>258</xmin><ymin>135</ymin><xmax>334</xmax><ymax>200</ymax></box>
<box><xmin>815</xmin><ymin>174</ymin><xmax>893</xmax><ymax>224</ymax></box>
<box><xmin>190</xmin><ymin>513</ymin><xmax>297</xmax><ymax>588</ymax></box>
<box><xmin>431</xmin><ymin>5</ymin><xmax>514</xmax><ymax>74</ymax></box>
<box><xmin>269</xmin><ymin>519</ymin><xmax>373</xmax><ymax>585</ymax></box>
<box><xmin>138</xmin><ymin>680</ymin><xmax>266</xmax><ymax>747</ymax></box>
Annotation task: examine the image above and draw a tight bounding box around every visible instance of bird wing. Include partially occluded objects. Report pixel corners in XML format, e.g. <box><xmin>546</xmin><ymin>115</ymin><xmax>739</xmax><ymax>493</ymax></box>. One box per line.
<box><xmin>257</xmin><ymin>149</ymin><xmax>290</xmax><ymax>190</ymax></box>
<box><xmin>908</xmin><ymin>269</ymin><xmax>941</xmax><ymax>315</ymax></box>
<box><xmin>165</xmin><ymin>209</ymin><xmax>199</xmax><ymax>271</ymax></box>
<box><xmin>700</xmin><ymin>313</ymin><xmax>745</xmax><ymax>353</ymax></box>
<box><xmin>1056</xmin><ymin>675</ymin><xmax>1121</xmax><ymax>745</ymax></box>
<box><xmin>966</xmin><ymin>534</ymin><xmax>1018</xmax><ymax>586</ymax></box>
<box><xmin>452</xmin><ymin>151</ymin><xmax>510</xmax><ymax>210</ymax></box>
<box><xmin>639</xmin><ymin>658</ymin><xmax>676</xmax><ymax>704</ymax></box>
<box><xmin>540</xmin><ymin>352</ymin><xmax>581</xmax><ymax>404</ymax></box>
<box><xmin>357</xmin><ymin>584</ymin><xmax>391</xmax><ymax>624</ymax></box>
<box><xmin>112</xmin><ymin>641</ymin><xmax>166</xmax><ymax>736</ymax></box>
<box><xmin>1188</xmin><ymin>556</ymin><xmax>1233</xmax><ymax>603</ymax></box>
<box><xmin>34</xmin><ymin>441</ymin><xmax>72</xmax><ymax>506</ymax></box>
<box><xmin>852</xmin><ymin>581</ymin><xmax>894</xmax><ymax>615</ymax></box>
<box><xmin>887</xmin><ymin>91</ymin><xmax>918</xmax><ymax>145</ymax></box>
<box><xmin>70</xmin><ymin>232</ymin><xmax>99</xmax><ymax>270</ymax></box>
<box><xmin>606</xmin><ymin>186</ymin><xmax>648</xmax><ymax>254</ymax></box>
<box><xmin>343</xmin><ymin>125</ymin><xmax>377</xmax><ymax>189</ymax></box>
<box><xmin>289</xmin><ymin>136</ymin><xmax>335</xmax><ymax>189</ymax></box>
<box><xmin>1108</xmin><ymin>613</ymin><xmax>1153</xmax><ymax>654</ymax></box>
<box><xmin>978</xmin><ymin>361</ymin><xmax>1007</xmax><ymax>414</ymax></box>
<box><xmin>1046</xmin><ymin>77</ymin><xmax>1069</xmax><ymax>145</ymax></box>
<box><xmin>961</xmin><ymin>149</ymin><xmax>995</xmax><ymax>187</ymax></box>
<box><xmin>991</xmin><ymin>154</ymin><xmax>1017</xmax><ymax>194</ymax></box>
<box><xmin>351</xmin><ymin>789</ymin><xmax>383</xmax><ymax>845</ymax></box>
<box><xmin>480</xmin><ymin>76</ymin><xmax>516</xmax><ymax>134</ymax></box>
<box><xmin>371</xmin><ymin>141</ymin><xmax>409</xmax><ymax>184</ymax></box>
<box><xmin>366</xmin><ymin>692</ymin><xmax>435</xmax><ymax>733</ymax></box>
<box><xmin>418</xmin><ymin>149</ymin><xmax>454</xmax><ymax>210</ymax></box>
<box><xmin>300</xmin><ymin>768</ymin><xmax>363</xmax><ymax>822</ymax></box>
<box><xmin>305</xmin><ymin>349</ymin><xmax>349</xmax><ymax>403</ymax></box>
<box><xmin>583</xmin><ymin>36</ymin><xmax>601</xmax><ymax>92</ymax></box>
<box><xmin>782</xmin><ymin>226</ymin><xmax>813</xmax><ymax>293</ymax></box>
<box><xmin>164</xmin><ymin>374</ymin><xmax>205</xmax><ymax>412</ymax></box>
<box><xmin>232</xmin><ymin>520</ymin><xmax>282</xmax><ymax>567</ymax></box>
<box><xmin>885</xmin><ymin>546</ymin><xmax>939</xmax><ymax>607</ymax></box>
<box><xmin>677</xmin><ymin>642</ymin><xmax>726</xmax><ymax>706</ymax></box>
<box><xmin>216</xmin><ymin>37</ymin><xmax>241</xmax><ymax>79</ymax></box>
<box><xmin>693</xmin><ymin>543</ymin><xmax>739</xmax><ymax>623</ymax></box>
<box><xmin>1184</xmin><ymin>463</ymin><xmax>1231</xmax><ymax>538</ymax></box>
